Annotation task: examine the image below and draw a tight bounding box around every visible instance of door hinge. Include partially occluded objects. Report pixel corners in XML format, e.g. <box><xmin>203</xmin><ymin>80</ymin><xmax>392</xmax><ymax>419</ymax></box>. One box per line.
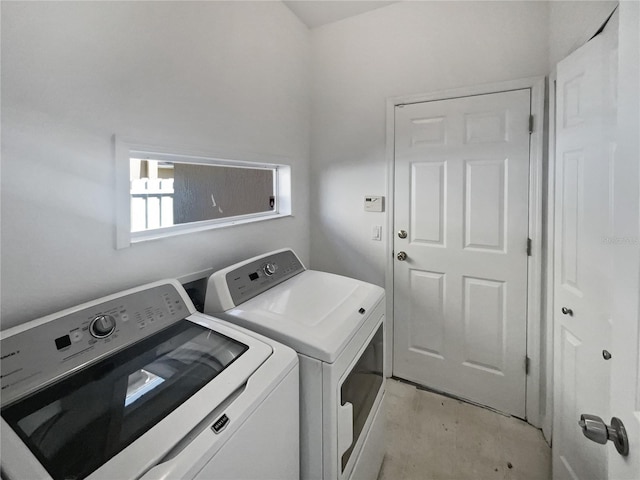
<box><xmin>527</xmin><ymin>237</ymin><xmax>532</xmax><ymax>256</ymax></box>
<box><xmin>528</xmin><ymin>114</ymin><xmax>534</xmax><ymax>134</ymax></box>
<box><xmin>525</xmin><ymin>356</ymin><xmax>530</xmax><ymax>375</ymax></box>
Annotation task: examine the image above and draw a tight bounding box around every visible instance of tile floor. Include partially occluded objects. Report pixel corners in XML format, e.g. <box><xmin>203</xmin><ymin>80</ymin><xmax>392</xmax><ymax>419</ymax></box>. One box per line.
<box><xmin>378</xmin><ymin>378</ymin><xmax>551</xmax><ymax>480</ymax></box>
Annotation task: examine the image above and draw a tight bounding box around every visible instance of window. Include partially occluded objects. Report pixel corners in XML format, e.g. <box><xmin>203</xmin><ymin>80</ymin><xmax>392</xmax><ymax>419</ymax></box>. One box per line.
<box><xmin>129</xmin><ymin>159</ymin><xmax>276</xmax><ymax>232</ymax></box>
<box><xmin>115</xmin><ymin>138</ymin><xmax>292</xmax><ymax>248</ymax></box>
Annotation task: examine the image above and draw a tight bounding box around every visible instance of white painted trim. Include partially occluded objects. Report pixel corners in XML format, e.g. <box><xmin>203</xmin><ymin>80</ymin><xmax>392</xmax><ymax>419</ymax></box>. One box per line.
<box><xmin>542</xmin><ymin>70</ymin><xmax>557</xmax><ymax>444</ymax></box>
<box><xmin>129</xmin><ymin>211</ymin><xmax>293</xmax><ymax>244</ymax></box>
<box><xmin>385</xmin><ymin>76</ymin><xmax>546</xmax><ymax>427</ymax></box>
<box><xmin>388</xmin><ymin>75</ymin><xmax>546</xmax><ymax>108</ymax></box>
<box><xmin>113</xmin><ymin>136</ymin><xmax>293</xmax><ymax>249</ymax></box>
<box><xmin>384</xmin><ymin>99</ymin><xmax>396</xmax><ymax>378</ymax></box>
<box><xmin>114</xmin><ymin>136</ymin><xmax>132</xmax><ymax>250</ymax></box>
<box><xmin>526</xmin><ymin>76</ymin><xmax>546</xmax><ymax>429</ymax></box>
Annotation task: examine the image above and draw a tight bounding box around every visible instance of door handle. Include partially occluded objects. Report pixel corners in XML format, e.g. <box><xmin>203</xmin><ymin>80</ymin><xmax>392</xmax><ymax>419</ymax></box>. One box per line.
<box><xmin>397</xmin><ymin>251</ymin><xmax>407</xmax><ymax>261</ymax></box>
<box><xmin>579</xmin><ymin>414</ymin><xmax>629</xmax><ymax>456</ymax></box>
<box><xmin>561</xmin><ymin>307</ymin><xmax>573</xmax><ymax>316</ymax></box>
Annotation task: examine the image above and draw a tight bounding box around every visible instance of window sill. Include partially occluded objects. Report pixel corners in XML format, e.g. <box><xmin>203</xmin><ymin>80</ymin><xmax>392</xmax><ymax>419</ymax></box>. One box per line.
<box><xmin>129</xmin><ymin>212</ymin><xmax>293</xmax><ymax>245</ymax></box>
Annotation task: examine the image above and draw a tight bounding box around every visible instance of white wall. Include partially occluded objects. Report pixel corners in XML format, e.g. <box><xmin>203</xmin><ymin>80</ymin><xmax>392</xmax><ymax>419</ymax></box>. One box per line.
<box><xmin>308</xmin><ymin>0</ymin><xmax>621</xmax><ymax>437</ymax></box>
<box><xmin>549</xmin><ymin>0</ymin><xmax>618</xmax><ymax>69</ymax></box>
<box><xmin>0</xmin><ymin>1</ymin><xmax>311</xmax><ymax>329</ymax></box>
<box><xmin>309</xmin><ymin>1</ymin><xmax>549</xmax><ymax>283</ymax></box>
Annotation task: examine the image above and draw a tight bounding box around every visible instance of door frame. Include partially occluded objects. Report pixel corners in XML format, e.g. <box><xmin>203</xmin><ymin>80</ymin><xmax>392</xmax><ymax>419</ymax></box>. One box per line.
<box><xmin>544</xmin><ymin>69</ymin><xmax>557</xmax><ymax>443</ymax></box>
<box><xmin>385</xmin><ymin>76</ymin><xmax>546</xmax><ymax>428</ymax></box>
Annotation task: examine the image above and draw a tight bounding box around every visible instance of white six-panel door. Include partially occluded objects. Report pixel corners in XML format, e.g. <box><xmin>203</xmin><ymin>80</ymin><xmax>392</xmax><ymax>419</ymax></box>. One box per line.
<box><xmin>552</xmin><ymin>12</ymin><xmax>617</xmax><ymax>480</ymax></box>
<box><xmin>393</xmin><ymin>89</ymin><xmax>531</xmax><ymax>417</ymax></box>
<box><xmin>609</xmin><ymin>2</ymin><xmax>640</xmax><ymax>479</ymax></box>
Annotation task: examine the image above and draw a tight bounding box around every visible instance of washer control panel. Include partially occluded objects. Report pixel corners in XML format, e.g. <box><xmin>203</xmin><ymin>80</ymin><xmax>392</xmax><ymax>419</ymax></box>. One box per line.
<box><xmin>0</xmin><ymin>281</ymin><xmax>192</xmax><ymax>408</ymax></box>
<box><xmin>225</xmin><ymin>250</ymin><xmax>305</xmax><ymax>306</ymax></box>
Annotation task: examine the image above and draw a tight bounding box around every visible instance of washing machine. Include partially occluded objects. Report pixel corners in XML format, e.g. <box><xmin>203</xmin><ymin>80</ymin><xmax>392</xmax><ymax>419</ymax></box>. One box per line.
<box><xmin>0</xmin><ymin>279</ymin><xmax>299</xmax><ymax>480</ymax></box>
<box><xmin>204</xmin><ymin>248</ymin><xmax>386</xmax><ymax>480</ymax></box>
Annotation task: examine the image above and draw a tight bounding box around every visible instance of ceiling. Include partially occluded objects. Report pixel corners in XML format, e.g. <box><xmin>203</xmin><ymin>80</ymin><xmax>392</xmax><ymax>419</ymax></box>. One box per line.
<box><xmin>283</xmin><ymin>1</ymin><xmax>398</xmax><ymax>29</ymax></box>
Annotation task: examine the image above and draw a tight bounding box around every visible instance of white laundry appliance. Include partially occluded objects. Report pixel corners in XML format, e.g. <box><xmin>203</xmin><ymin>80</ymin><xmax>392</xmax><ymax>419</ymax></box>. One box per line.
<box><xmin>0</xmin><ymin>279</ymin><xmax>299</xmax><ymax>480</ymax></box>
<box><xmin>204</xmin><ymin>249</ymin><xmax>386</xmax><ymax>480</ymax></box>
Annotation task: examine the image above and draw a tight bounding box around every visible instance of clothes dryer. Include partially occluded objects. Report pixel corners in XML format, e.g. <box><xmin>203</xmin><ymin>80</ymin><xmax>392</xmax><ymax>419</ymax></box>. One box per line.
<box><xmin>204</xmin><ymin>249</ymin><xmax>386</xmax><ymax>480</ymax></box>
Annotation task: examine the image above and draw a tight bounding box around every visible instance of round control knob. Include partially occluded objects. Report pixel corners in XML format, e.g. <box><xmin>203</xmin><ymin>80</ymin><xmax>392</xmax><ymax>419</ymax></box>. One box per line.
<box><xmin>90</xmin><ymin>314</ymin><xmax>116</xmax><ymax>338</ymax></box>
<box><xmin>263</xmin><ymin>263</ymin><xmax>277</xmax><ymax>276</ymax></box>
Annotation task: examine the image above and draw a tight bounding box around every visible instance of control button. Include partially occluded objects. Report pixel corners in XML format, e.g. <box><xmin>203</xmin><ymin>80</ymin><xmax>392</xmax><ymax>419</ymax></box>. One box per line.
<box><xmin>263</xmin><ymin>263</ymin><xmax>277</xmax><ymax>276</ymax></box>
<box><xmin>358</xmin><ymin>308</ymin><xmax>366</xmax><ymax>314</ymax></box>
<box><xmin>71</xmin><ymin>331</ymin><xmax>83</xmax><ymax>342</ymax></box>
<box><xmin>121</xmin><ymin>314</ymin><xmax>129</xmax><ymax>322</ymax></box>
<box><xmin>90</xmin><ymin>314</ymin><xmax>116</xmax><ymax>338</ymax></box>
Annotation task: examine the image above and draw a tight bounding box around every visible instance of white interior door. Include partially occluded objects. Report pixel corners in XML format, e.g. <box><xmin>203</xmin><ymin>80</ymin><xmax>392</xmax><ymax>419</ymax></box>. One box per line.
<box><xmin>393</xmin><ymin>89</ymin><xmax>531</xmax><ymax>417</ymax></box>
<box><xmin>609</xmin><ymin>2</ymin><xmax>640</xmax><ymax>479</ymax></box>
<box><xmin>552</xmin><ymin>12</ymin><xmax>618</xmax><ymax>480</ymax></box>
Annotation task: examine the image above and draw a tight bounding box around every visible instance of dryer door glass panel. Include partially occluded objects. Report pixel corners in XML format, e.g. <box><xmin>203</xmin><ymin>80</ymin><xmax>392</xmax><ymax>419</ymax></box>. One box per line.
<box><xmin>1</xmin><ymin>320</ymin><xmax>248</xmax><ymax>480</ymax></box>
<box><xmin>340</xmin><ymin>324</ymin><xmax>384</xmax><ymax>471</ymax></box>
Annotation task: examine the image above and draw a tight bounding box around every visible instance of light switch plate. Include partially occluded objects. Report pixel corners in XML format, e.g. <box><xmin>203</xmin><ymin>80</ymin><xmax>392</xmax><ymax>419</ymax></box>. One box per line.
<box><xmin>364</xmin><ymin>196</ymin><xmax>384</xmax><ymax>212</ymax></box>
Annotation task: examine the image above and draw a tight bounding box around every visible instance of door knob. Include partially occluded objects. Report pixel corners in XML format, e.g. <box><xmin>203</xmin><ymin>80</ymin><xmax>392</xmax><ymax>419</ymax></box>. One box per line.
<box><xmin>397</xmin><ymin>251</ymin><xmax>407</xmax><ymax>261</ymax></box>
<box><xmin>398</xmin><ymin>230</ymin><xmax>408</xmax><ymax>239</ymax></box>
<box><xmin>579</xmin><ymin>414</ymin><xmax>629</xmax><ymax>456</ymax></box>
<box><xmin>561</xmin><ymin>307</ymin><xmax>574</xmax><ymax>316</ymax></box>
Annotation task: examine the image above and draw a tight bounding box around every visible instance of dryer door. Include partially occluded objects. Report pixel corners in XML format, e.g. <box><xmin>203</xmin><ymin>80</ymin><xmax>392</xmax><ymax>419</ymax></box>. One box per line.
<box><xmin>338</xmin><ymin>324</ymin><xmax>384</xmax><ymax>473</ymax></box>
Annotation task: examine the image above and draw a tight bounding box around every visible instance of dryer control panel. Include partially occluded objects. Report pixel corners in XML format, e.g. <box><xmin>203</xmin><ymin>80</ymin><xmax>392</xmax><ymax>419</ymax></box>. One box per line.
<box><xmin>226</xmin><ymin>250</ymin><xmax>304</xmax><ymax>306</ymax></box>
<box><xmin>205</xmin><ymin>249</ymin><xmax>305</xmax><ymax>312</ymax></box>
<box><xmin>0</xmin><ymin>280</ymin><xmax>193</xmax><ymax>408</ymax></box>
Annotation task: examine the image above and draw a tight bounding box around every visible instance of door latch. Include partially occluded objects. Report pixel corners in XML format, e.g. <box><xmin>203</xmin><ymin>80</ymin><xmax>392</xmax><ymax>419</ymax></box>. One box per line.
<box><xmin>579</xmin><ymin>414</ymin><xmax>629</xmax><ymax>456</ymax></box>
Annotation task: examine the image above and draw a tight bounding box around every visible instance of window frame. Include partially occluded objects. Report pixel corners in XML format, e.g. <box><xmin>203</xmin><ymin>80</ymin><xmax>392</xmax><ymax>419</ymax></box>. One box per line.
<box><xmin>114</xmin><ymin>136</ymin><xmax>292</xmax><ymax>249</ymax></box>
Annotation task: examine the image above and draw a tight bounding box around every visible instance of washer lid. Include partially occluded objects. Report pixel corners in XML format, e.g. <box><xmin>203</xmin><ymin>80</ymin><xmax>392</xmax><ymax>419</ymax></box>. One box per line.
<box><xmin>0</xmin><ymin>315</ymin><xmax>272</xmax><ymax>480</ymax></box>
<box><xmin>224</xmin><ymin>270</ymin><xmax>385</xmax><ymax>362</ymax></box>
